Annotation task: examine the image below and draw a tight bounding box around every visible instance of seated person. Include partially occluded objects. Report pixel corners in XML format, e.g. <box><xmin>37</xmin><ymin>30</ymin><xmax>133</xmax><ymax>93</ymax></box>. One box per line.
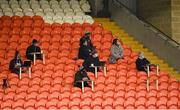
<box><xmin>9</xmin><ymin>51</ymin><xmax>23</xmax><ymax>75</ymax></box>
<box><xmin>26</xmin><ymin>39</ymin><xmax>42</xmax><ymax>61</ymax></box>
<box><xmin>80</xmin><ymin>32</ymin><xmax>93</xmax><ymax>50</ymax></box>
<box><xmin>74</xmin><ymin>66</ymin><xmax>91</xmax><ymax>89</ymax></box>
<box><xmin>83</xmin><ymin>51</ymin><xmax>105</xmax><ymax>74</ymax></box>
<box><xmin>136</xmin><ymin>52</ymin><xmax>156</xmax><ymax>72</ymax></box>
<box><xmin>109</xmin><ymin>39</ymin><xmax>124</xmax><ymax>64</ymax></box>
<box><xmin>78</xmin><ymin>40</ymin><xmax>92</xmax><ymax>60</ymax></box>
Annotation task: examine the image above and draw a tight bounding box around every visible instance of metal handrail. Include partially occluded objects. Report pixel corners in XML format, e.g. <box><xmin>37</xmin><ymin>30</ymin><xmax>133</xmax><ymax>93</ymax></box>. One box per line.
<box><xmin>114</xmin><ymin>0</ymin><xmax>180</xmax><ymax>47</ymax></box>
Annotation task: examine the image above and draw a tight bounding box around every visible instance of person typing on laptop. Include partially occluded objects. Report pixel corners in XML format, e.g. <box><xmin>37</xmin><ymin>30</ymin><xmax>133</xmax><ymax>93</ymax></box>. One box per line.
<box><xmin>26</xmin><ymin>39</ymin><xmax>45</xmax><ymax>65</ymax></box>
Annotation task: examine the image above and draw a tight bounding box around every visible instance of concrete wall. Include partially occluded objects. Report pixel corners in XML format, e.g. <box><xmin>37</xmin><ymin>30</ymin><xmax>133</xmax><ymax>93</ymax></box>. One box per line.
<box><xmin>109</xmin><ymin>0</ymin><xmax>180</xmax><ymax>72</ymax></box>
<box><xmin>137</xmin><ymin>0</ymin><xmax>172</xmax><ymax>37</ymax></box>
<box><xmin>172</xmin><ymin>0</ymin><xmax>180</xmax><ymax>43</ymax></box>
<box><xmin>117</xmin><ymin>0</ymin><xmax>137</xmax><ymax>14</ymax></box>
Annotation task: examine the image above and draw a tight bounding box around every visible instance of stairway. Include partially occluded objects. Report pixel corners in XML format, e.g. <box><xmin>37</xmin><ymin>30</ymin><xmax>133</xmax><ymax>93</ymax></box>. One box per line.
<box><xmin>94</xmin><ymin>18</ymin><xmax>180</xmax><ymax>80</ymax></box>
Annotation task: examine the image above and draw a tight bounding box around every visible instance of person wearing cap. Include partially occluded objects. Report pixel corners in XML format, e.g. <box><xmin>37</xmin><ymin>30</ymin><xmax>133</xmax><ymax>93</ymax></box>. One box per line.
<box><xmin>74</xmin><ymin>66</ymin><xmax>91</xmax><ymax>89</ymax></box>
<box><xmin>80</xmin><ymin>32</ymin><xmax>93</xmax><ymax>50</ymax></box>
<box><xmin>136</xmin><ymin>52</ymin><xmax>151</xmax><ymax>72</ymax></box>
<box><xmin>109</xmin><ymin>39</ymin><xmax>124</xmax><ymax>64</ymax></box>
<box><xmin>9</xmin><ymin>51</ymin><xmax>23</xmax><ymax>75</ymax></box>
<box><xmin>83</xmin><ymin>51</ymin><xmax>105</xmax><ymax>74</ymax></box>
<box><xmin>78</xmin><ymin>40</ymin><xmax>92</xmax><ymax>60</ymax></box>
<box><xmin>26</xmin><ymin>39</ymin><xmax>42</xmax><ymax>61</ymax></box>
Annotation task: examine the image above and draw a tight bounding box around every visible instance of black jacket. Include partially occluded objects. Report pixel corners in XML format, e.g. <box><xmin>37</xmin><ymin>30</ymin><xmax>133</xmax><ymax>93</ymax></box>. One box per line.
<box><xmin>26</xmin><ymin>45</ymin><xmax>41</xmax><ymax>61</ymax></box>
<box><xmin>136</xmin><ymin>58</ymin><xmax>150</xmax><ymax>71</ymax></box>
<box><xmin>83</xmin><ymin>56</ymin><xmax>100</xmax><ymax>73</ymax></box>
<box><xmin>9</xmin><ymin>59</ymin><xmax>22</xmax><ymax>74</ymax></box>
<box><xmin>80</xmin><ymin>36</ymin><xmax>93</xmax><ymax>49</ymax></box>
<box><xmin>74</xmin><ymin>70</ymin><xmax>91</xmax><ymax>88</ymax></box>
<box><xmin>78</xmin><ymin>45</ymin><xmax>91</xmax><ymax>60</ymax></box>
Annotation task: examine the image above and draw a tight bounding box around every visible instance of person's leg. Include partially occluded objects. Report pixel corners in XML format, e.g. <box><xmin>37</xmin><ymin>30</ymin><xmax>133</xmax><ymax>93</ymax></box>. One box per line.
<box><xmin>84</xmin><ymin>82</ymin><xmax>91</xmax><ymax>88</ymax></box>
<box><xmin>74</xmin><ymin>82</ymin><xmax>82</xmax><ymax>89</ymax></box>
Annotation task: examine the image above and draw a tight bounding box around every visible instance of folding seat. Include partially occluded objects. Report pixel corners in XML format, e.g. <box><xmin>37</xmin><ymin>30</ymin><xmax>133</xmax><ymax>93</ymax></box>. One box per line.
<box><xmin>18</xmin><ymin>77</ymin><xmax>30</xmax><ymax>87</ymax></box>
<box><xmin>47</xmin><ymin>98</ymin><xmax>59</xmax><ymax>107</ymax></box>
<box><xmin>116</xmin><ymin>76</ymin><xmax>127</xmax><ymax>84</ymax></box>
<box><xmin>136</xmin><ymin>102</ymin><xmax>146</xmax><ymax>109</ymax></box>
<box><xmin>2</xmin><ymin>19</ymin><xmax>12</xmax><ymax>27</ymax></box>
<box><xmin>11</xmin><ymin>19</ymin><xmax>22</xmax><ymax>28</ymax></box>
<box><xmin>30</xmin><ymin>27</ymin><xmax>41</xmax><ymax>36</ymax></box>
<box><xmin>22</xmin><ymin>19</ymin><xmax>33</xmax><ymax>27</ymax></box>
<box><xmin>1</xmin><ymin>99</ymin><xmax>13</xmax><ymax>109</ymax></box>
<box><xmin>24</xmin><ymin>99</ymin><xmax>36</xmax><ymax>109</ymax></box>
<box><xmin>125</xmin><ymin>89</ymin><xmax>136</xmax><ymax>99</ymax></box>
<box><xmin>39</xmin><ymin>84</ymin><xmax>51</xmax><ymax>94</ymax></box>
<box><xmin>40</xmin><ymin>42</ymin><xmax>50</xmax><ymax>51</ymax></box>
<box><xmin>102</xmin><ymin>97</ymin><xmax>114</xmax><ymax>107</ymax></box>
<box><xmin>9</xmin><ymin>27</ymin><xmax>21</xmax><ymax>35</ymax></box>
<box><xmin>168</xmin><ymin>81</ymin><xmax>179</xmax><ymax>91</ymax></box>
<box><xmin>33</xmin><ymin>19</ymin><xmax>44</xmax><ymax>28</ymax></box>
<box><xmin>168</xmin><ymin>89</ymin><xmax>179</xmax><ymax>97</ymax></box>
<box><xmin>113</xmin><ymin>96</ymin><xmax>125</xmax><ymax>108</ymax></box>
<box><xmin>27</xmin><ymin>84</ymin><xmax>40</xmax><ymax>94</ymax></box>
<box><xmin>35</xmin><ymin>98</ymin><xmax>48</xmax><ymax>108</ymax></box>
<box><xmin>156</xmin><ymin>96</ymin><xmax>168</xmax><ymax>107</ymax></box>
<box><xmin>25</xmin><ymin>91</ymin><xmax>38</xmax><ymax>101</ymax></box>
<box><xmin>124</xmin><ymin>97</ymin><xmax>136</xmax><ymax>108</ymax></box>
<box><xmin>0</xmin><ymin>27</ymin><xmax>10</xmax><ymax>35</ymax></box>
<box><xmin>20</xmin><ymin>27</ymin><xmax>32</xmax><ymax>35</ymax></box>
<box><xmin>9</xmin><ymin>34</ymin><xmax>20</xmax><ymax>43</ymax></box>
<box><xmin>61</xmin><ymin>28</ymin><xmax>72</xmax><ymax>36</ymax></box>
<box><xmin>3</xmin><ymin>91</ymin><xmax>16</xmax><ymax>101</ymax></box>
<box><xmin>91</xmin><ymin>97</ymin><xmax>103</xmax><ymax>108</ymax></box>
<box><xmin>167</xmin><ymin>97</ymin><xmax>178</xmax><ymax>108</ymax></box>
<box><xmin>105</xmin><ymin>76</ymin><xmax>116</xmax><ymax>85</ymax></box>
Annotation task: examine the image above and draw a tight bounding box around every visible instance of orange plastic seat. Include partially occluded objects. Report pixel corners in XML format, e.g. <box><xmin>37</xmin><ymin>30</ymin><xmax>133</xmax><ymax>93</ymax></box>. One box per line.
<box><xmin>40</xmin><ymin>27</ymin><xmax>52</xmax><ymax>35</ymax></box>
<box><xmin>51</xmin><ymin>27</ymin><xmax>62</xmax><ymax>35</ymax></box>
<box><xmin>72</xmin><ymin>27</ymin><xmax>83</xmax><ymax>35</ymax></box>
<box><xmin>46</xmin><ymin>99</ymin><xmax>59</xmax><ymax>108</ymax></box>
<box><xmin>22</xmin><ymin>19</ymin><xmax>33</xmax><ymax>27</ymax></box>
<box><xmin>20</xmin><ymin>27</ymin><xmax>31</xmax><ymax>35</ymax></box>
<box><xmin>32</xmin><ymin>16</ymin><xmax>43</xmax><ymax>21</ymax></box>
<box><xmin>24</xmin><ymin>99</ymin><xmax>36</xmax><ymax>109</ymax></box>
<box><xmin>91</xmin><ymin>97</ymin><xmax>103</xmax><ymax>107</ymax></box>
<box><xmin>167</xmin><ymin>97</ymin><xmax>178</xmax><ymax>107</ymax></box>
<box><xmin>0</xmin><ymin>34</ymin><xmax>9</xmax><ymax>42</ymax></box>
<box><xmin>124</xmin><ymin>97</ymin><xmax>136</xmax><ymax>107</ymax></box>
<box><xmin>62</xmin><ymin>23</ymin><xmax>71</xmax><ymax>29</ymax></box>
<box><xmin>35</xmin><ymin>99</ymin><xmax>47</xmax><ymax>108</ymax></box>
<box><xmin>10</xmin><ymin>27</ymin><xmax>21</xmax><ymax>35</ymax></box>
<box><xmin>1</xmin><ymin>99</ymin><xmax>13</xmax><ymax>108</ymax></box>
<box><xmin>26</xmin><ymin>91</ymin><xmax>38</xmax><ymax>101</ymax></box>
<box><xmin>33</xmin><ymin>20</ymin><xmax>44</xmax><ymax>28</ymax></box>
<box><xmin>12</xmin><ymin>19</ymin><xmax>22</xmax><ymax>28</ymax></box>
<box><xmin>156</xmin><ymin>97</ymin><xmax>168</xmax><ymax>107</ymax></box>
<box><xmin>51</xmin><ymin>23</ymin><xmax>61</xmax><ymax>29</ymax></box>
<box><xmin>1</xmin><ymin>27</ymin><xmax>11</xmax><ymax>35</ymax></box>
<box><xmin>113</xmin><ymin>97</ymin><xmax>124</xmax><ymax>107</ymax></box>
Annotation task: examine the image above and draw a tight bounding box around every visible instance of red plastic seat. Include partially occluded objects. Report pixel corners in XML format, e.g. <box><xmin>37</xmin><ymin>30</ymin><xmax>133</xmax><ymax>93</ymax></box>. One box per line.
<box><xmin>22</xmin><ymin>19</ymin><xmax>33</xmax><ymax>27</ymax></box>
<box><xmin>12</xmin><ymin>19</ymin><xmax>22</xmax><ymax>28</ymax></box>
<box><xmin>156</xmin><ymin>96</ymin><xmax>168</xmax><ymax>107</ymax></box>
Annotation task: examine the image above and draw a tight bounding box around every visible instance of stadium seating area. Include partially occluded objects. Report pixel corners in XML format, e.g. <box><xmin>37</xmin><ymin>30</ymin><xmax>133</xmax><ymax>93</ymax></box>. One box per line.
<box><xmin>0</xmin><ymin>0</ymin><xmax>180</xmax><ymax>109</ymax></box>
<box><xmin>0</xmin><ymin>0</ymin><xmax>94</xmax><ymax>24</ymax></box>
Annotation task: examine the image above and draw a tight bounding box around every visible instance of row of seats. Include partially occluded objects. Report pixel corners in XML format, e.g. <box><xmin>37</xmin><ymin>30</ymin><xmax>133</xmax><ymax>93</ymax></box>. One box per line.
<box><xmin>0</xmin><ymin>0</ymin><xmax>93</xmax><ymax>24</ymax></box>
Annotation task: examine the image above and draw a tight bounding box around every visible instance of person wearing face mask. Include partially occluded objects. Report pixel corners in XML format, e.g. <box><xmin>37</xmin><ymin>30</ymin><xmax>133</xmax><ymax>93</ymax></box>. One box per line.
<box><xmin>136</xmin><ymin>52</ymin><xmax>151</xmax><ymax>72</ymax></box>
<box><xmin>83</xmin><ymin>51</ymin><xmax>105</xmax><ymax>74</ymax></box>
<box><xmin>78</xmin><ymin>40</ymin><xmax>92</xmax><ymax>60</ymax></box>
<box><xmin>9</xmin><ymin>51</ymin><xmax>23</xmax><ymax>75</ymax></box>
<box><xmin>74</xmin><ymin>66</ymin><xmax>91</xmax><ymax>89</ymax></box>
<box><xmin>26</xmin><ymin>39</ymin><xmax>42</xmax><ymax>61</ymax></box>
<box><xmin>109</xmin><ymin>39</ymin><xmax>124</xmax><ymax>64</ymax></box>
<box><xmin>80</xmin><ymin>32</ymin><xmax>93</xmax><ymax>50</ymax></box>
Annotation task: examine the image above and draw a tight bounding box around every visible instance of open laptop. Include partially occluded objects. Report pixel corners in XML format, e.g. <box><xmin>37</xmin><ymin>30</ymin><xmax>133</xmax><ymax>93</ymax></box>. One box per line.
<box><xmin>23</xmin><ymin>60</ymin><xmax>31</xmax><ymax>67</ymax></box>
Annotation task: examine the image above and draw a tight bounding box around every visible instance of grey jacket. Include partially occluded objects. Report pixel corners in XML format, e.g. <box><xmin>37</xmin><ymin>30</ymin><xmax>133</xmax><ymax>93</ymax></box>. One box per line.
<box><xmin>109</xmin><ymin>44</ymin><xmax>124</xmax><ymax>63</ymax></box>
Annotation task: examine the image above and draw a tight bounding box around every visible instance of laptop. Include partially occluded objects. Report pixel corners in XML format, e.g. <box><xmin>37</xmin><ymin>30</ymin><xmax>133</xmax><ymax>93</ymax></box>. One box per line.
<box><xmin>23</xmin><ymin>60</ymin><xmax>31</xmax><ymax>67</ymax></box>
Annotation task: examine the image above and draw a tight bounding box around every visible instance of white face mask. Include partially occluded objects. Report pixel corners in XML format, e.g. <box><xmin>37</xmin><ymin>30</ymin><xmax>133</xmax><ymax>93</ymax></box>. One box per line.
<box><xmin>93</xmin><ymin>53</ymin><xmax>98</xmax><ymax>57</ymax></box>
